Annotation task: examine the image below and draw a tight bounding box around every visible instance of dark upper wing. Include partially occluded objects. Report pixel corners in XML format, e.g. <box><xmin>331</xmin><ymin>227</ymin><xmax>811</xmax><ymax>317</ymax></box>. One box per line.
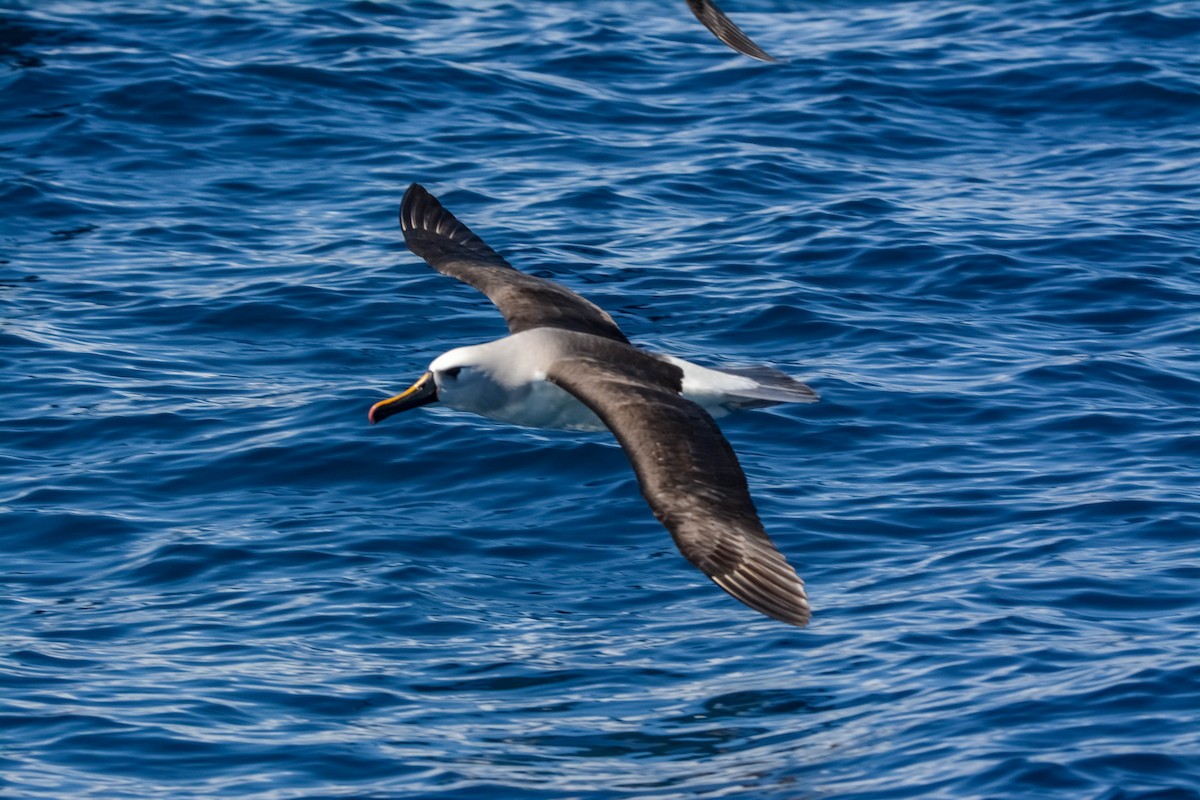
<box><xmin>685</xmin><ymin>0</ymin><xmax>778</xmax><ymax>62</ymax></box>
<box><xmin>546</xmin><ymin>341</ymin><xmax>810</xmax><ymax>626</ymax></box>
<box><xmin>399</xmin><ymin>183</ymin><xmax>630</xmax><ymax>344</ymax></box>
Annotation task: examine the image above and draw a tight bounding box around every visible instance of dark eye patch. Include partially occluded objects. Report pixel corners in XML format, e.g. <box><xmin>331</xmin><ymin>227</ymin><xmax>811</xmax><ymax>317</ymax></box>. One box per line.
<box><xmin>443</xmin><ymin>367</ymin><xmax>462</xmax><ymax>379</ymax></box>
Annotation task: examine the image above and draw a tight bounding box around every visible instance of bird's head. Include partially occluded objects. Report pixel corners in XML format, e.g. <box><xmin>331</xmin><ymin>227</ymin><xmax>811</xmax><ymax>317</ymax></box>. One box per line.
<box><xmin>368</xmin><ymin>346</ymin><xmax>504</xmax><ymax>424</ymax></box>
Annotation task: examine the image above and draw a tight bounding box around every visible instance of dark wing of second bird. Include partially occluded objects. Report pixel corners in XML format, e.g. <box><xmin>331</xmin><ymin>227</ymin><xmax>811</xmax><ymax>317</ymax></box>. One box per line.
<box><xmin>398</xmin><ymin>183</ymin><xmax>810</xmax><ymax>625</ymax></box>
<box><xmin>685</xmin><ymin>0</ymin><xmax>778</xmax><ymax>62</ymax></box>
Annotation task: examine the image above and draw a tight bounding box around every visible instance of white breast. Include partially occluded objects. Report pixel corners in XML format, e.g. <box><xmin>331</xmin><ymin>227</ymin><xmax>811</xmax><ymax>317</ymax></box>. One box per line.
<box><xmin>487</xmin><ymin>378</ymin><xmax>605</xmax><ymax>431</ymax></box>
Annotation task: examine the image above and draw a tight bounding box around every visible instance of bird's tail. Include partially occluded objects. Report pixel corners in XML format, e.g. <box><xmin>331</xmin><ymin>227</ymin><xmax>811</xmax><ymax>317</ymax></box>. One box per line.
<box><xmin>667</xmin><ymin>356</ymin><xmax>819</xmax><ymax>412</ymax></box>
<box><xmin>717</xmin><ymin>364</ymin><xmax>819</xmax><ymax>408</ymax></box>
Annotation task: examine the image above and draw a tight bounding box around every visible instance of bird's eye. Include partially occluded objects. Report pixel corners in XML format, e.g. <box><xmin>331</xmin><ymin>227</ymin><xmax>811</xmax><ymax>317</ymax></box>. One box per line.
<box><xmin>443</xmin><ymin>367</ymin><xmax>462</xmax><ymax>379</ymax></box>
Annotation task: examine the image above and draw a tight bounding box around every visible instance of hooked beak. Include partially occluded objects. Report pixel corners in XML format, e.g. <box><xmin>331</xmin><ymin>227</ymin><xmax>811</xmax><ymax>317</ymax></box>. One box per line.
<box><xmin>368</xmin><ymin>371</ymin><xmax>438</xmax><ymax>424</ymax></box>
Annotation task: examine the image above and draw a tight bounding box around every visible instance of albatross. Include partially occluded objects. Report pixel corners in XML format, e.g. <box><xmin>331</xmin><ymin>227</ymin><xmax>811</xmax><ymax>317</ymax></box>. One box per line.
<box><xmin>370</xmin><ymin>184</ymin><xmax>817</xmax><ymax>626</ymax></box>
<box><xmin>686</xmin><ymin>0</ymin><xmax>778</xmax><ymax>62</ymax></box>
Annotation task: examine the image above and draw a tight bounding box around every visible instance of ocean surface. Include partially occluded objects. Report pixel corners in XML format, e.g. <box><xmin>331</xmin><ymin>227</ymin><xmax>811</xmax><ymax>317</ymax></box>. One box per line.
<box><xmin>3</xmin><ymin>1</ymin><xmax>1199</xmax><ymax>798</ymax></box>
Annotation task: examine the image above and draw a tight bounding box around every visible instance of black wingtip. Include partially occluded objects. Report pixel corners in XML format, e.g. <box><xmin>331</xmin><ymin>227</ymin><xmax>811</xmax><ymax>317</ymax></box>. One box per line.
<box><xmin>399</xmin><ymin>183</ymin><xmax>512</xmax><ymax>268</ymax></box>
<box><xmin>711</xmin><ymin>551</ymin><xmax>811</xmax><ymax>627</ymax></box>
<box><xmin>686</xmin><ymin>0</ymin><xmax>779</xmax><ymax>63</ymax></box>
<box><xmin>398</xmin><ymin>182</ymin><xmax>433</xmax><ymax>237</ymax></box>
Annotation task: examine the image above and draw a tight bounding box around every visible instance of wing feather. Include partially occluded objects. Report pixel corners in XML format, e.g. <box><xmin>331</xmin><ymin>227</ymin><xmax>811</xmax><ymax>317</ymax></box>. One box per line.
<box><xmin>547</xmin><ymin>348</ymin><xmax>810</xmax><ymax>626</ymax></box>
<box><xmin>685</xmin><ymin>0</ymin><xmax>779</xmax><ymax>62</ymax></box>
<box><xmin>399</xmin><ymin>184</ymin><xmax>629</xmax><ymax>344</ymax></box>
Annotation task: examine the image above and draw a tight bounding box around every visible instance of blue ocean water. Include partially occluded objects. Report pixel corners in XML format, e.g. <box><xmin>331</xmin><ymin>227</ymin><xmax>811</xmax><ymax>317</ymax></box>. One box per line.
<box><xmin>3</xmin><ymin>0</ymin><xmax>1200</xmax><ymax>797</ymax></box>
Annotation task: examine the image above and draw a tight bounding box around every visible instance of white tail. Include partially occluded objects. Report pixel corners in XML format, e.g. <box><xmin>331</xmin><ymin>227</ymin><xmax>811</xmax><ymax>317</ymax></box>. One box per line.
<box><xmin>666</xmin><ymin>357</ymin><xmax>819</xmax><ymax>414</ymax></box>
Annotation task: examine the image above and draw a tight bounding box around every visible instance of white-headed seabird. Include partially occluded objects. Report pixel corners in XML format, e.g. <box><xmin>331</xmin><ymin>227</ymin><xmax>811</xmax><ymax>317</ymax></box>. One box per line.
<box><xmin>370</xmin><ymin>184</ymin><xmax>817</xmax><ymax>626</ymax></box>
<box><xmin>686</xmin><ymin>0</ymin><xmax>778</xmax><ymax>62</ymax></box>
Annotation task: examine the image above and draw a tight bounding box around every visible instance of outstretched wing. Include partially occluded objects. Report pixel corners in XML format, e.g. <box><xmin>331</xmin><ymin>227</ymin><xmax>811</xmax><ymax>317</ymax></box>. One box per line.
<box><xmin>546</xmin><ymin>341</ymin><xmax>810</xmax><ymax>626</ymax></box>
<box><xmin>400</xmin><ymin>183</ymin><xmax>630</xmax><ymax>344</ymax></box>
<box><xmin>685</xmin><ymin>0</ymin><xmax>779</xmax><ymax>62</ymax></box>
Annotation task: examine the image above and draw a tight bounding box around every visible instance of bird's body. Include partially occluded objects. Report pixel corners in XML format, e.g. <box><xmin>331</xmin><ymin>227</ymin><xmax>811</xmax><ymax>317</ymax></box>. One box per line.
<box><xmin>428</xmin><ymin>328</ymin><xmax>816</xmax><ymax>432</ymax></box>
<box><xmin>370</xmin><ymin>184</ymin><xmax>818</xmax><ymax>627</ymax></box>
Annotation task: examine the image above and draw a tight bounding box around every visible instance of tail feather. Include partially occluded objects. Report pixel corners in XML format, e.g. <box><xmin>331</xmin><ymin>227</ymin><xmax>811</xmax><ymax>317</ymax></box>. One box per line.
<box><xmin>666</xmin><ymin>355</ymin><xmax>819</xmax><ymax>414</ymax></box>
<box><xmin>720</xmin><ymin>365</ymin><xmax>819</xmax><ymax>407</ymax></box>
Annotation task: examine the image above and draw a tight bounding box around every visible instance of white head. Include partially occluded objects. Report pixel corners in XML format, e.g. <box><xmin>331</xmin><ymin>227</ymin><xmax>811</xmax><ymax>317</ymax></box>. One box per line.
<box><xmin>368</xmin><ymin>342</ymin><xmax>515</xmax><ymax>424</ymax></box>
<box><xmin>427</xmin><ymin>346</ymin><xmax>510</xmax><ymax>415</ymax></box>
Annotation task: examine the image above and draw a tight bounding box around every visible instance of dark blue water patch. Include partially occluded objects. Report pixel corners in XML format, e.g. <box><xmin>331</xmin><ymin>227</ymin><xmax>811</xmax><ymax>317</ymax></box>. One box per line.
<box><xmin>2</xmin><ymin>508</ymin><xmax>150</xmax><ymax>553</ymax></box>
<box><xmin>1091</xmin><ymin>9</ymin><xmax>1200</xmax><ymax>40</ymax></box>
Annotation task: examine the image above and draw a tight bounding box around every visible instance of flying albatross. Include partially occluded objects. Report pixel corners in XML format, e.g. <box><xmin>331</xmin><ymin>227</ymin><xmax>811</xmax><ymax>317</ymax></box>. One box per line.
<box><xmin>685</xmin><ymin>0</ymin><xmax>778</xmax><ymax>62</ymax></box>
<box><xmin>370</xmin><ymin>184</ymin><xmax>817</xmax><ymax>626</ymax></box>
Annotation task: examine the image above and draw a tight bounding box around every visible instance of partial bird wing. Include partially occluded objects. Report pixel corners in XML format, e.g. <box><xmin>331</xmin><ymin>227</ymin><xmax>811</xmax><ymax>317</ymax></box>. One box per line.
<box><xmin>546</xmin><ymin>338</ymin><xmax>810</xmax><ymax>626</ymax></box>
<box><xmin>400</xmin><ymin>183</ymin><xmax>630</xmax><ymax>344</ymax></box>
<box><xmin>685</xmin><ymin>0</ymin><xmax>778</xmax><ymax>62</ymax></box>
